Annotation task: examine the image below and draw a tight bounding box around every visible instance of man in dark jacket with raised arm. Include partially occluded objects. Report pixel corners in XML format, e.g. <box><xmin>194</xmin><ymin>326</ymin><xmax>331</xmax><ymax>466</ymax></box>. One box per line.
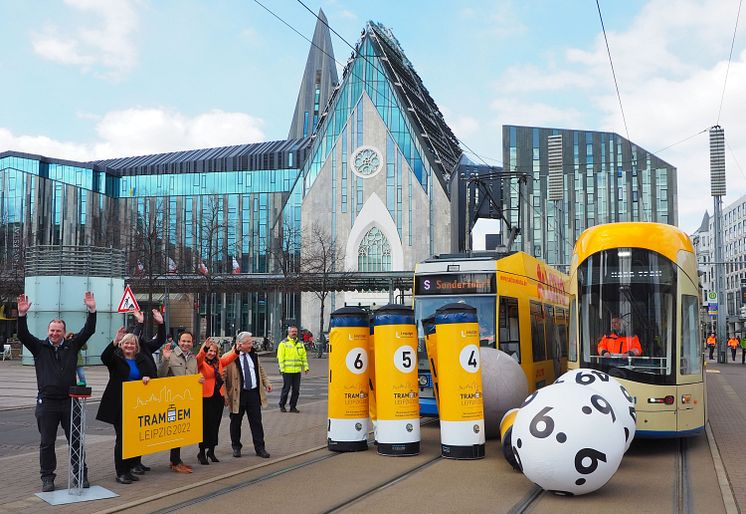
<box><xmin>17</xmin><ymin>291</ymin><xmax>97</xmax><ymax>493</ymax></box>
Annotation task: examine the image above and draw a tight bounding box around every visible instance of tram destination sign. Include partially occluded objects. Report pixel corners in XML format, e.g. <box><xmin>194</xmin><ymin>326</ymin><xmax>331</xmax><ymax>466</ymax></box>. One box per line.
<box><xmin>415</xmin><ymin>273</ymin><xmax>496</xmax><ymax>295</ymax></box>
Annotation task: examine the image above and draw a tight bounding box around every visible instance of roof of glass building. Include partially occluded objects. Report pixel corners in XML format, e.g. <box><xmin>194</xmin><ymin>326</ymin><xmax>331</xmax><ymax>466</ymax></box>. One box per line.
<box><xmin>367</xmin><ymin>22</ymin><xmax>462</xmax><ymax>183</ymax></box>
<box><xmin>90</xmin><ymin>138</ymin><xmax>311</xmax><ymax>176</ymax></box>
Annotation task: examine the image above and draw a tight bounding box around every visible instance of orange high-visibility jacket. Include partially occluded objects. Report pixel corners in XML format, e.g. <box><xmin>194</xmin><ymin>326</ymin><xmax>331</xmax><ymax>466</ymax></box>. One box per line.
<box><xmin>597</xmin><ymin>333</ymin><xmax>642</xmax><ymax>356</ymax></box>
<box><xmin>706</xmin><ymin>336</ymin><xmax>717</xmax><ymax>347</ymax></box>
<box><xmin>728</xmin><ymin>337</ymin><xmax>740</xmax><ymax>349</ymax></box>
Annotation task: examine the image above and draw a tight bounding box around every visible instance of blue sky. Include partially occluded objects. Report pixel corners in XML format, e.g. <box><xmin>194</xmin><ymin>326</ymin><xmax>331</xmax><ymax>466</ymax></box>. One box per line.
<box><xmin>1</xmin><ymin>0</ymin><xmax>744</xmax><ymax>233</ymax></box>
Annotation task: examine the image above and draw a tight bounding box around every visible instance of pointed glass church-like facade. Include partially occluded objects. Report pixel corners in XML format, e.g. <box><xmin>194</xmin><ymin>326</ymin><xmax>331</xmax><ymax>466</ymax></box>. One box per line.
<box><xmin>0</xmin><ymin>17</ymin><xmax>461</xmax><ymax>339</ymax></box>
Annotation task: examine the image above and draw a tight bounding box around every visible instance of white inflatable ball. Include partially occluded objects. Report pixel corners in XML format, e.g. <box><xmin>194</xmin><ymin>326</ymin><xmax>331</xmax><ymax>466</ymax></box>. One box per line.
<box><xmin>481</xmin><ymin>348</ymin><xmax>529</xmax><ymax>439</ymax></box>
<box><xmin>556</xmin><ymin>368</ymin><xmax>636</xmax><ymax>451</ymax></box>
<box><xmin>512</xmin><ymin>382</ymin><xmax>626</xmax><ymax>495</ymax></box>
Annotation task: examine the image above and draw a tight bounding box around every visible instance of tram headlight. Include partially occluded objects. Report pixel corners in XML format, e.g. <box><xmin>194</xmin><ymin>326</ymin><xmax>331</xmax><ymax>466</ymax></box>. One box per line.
<box><xmin>681</xmin><ymin>394</ymin><xmax>692</xmax><ymax>404</ymax></box>
<box><xmin>418</xmin><ymin>375</ymin><xmax>428</xmax><ymax>387</ymax></box>
<box><xmin>664</xmin><ymin>395</ymin><xmax>675</xmax><ymax>405</ymax></box>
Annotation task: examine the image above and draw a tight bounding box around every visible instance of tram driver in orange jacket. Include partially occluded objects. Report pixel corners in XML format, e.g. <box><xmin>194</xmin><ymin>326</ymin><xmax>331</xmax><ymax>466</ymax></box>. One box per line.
<box><xmin>597</xmin><ymin>316</ymin><xmax>643</xmax><ymax>357</ymax></box>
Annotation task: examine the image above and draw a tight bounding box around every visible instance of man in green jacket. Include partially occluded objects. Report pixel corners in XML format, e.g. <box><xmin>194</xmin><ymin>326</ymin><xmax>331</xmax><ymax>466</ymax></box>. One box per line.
<box><xmin>277</xmin><ymin>326</ymin><xmax>309</xmax><ymax>413</ymax></box>
<box><xmin>741</xmin><ymin>334</ymin><xmax>746</xmax><ymax>365</ymax></box>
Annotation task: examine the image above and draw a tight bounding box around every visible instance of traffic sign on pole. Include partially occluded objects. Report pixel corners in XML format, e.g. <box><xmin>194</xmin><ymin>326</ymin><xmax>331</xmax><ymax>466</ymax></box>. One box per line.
<box><xmin>117</xmin><ymin>285</ymin><xmax>140</xmax><ymax>313</ymax></box>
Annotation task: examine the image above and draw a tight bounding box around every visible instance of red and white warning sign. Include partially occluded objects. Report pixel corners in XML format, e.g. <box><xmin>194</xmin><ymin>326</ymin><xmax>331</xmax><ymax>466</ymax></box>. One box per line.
<box><xmin>117</xmin><ymin>285</ymin><xmax>140</xmax><ymax>313</ymax></box>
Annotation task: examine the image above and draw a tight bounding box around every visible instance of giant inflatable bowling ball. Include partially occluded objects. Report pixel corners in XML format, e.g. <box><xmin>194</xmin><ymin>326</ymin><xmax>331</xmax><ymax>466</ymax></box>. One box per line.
<box><xmin>511</xmin><ymin>382</ymin><xmax>626</xmax><ymax>495</ymax></box>
<box><xmin>556</xmin><ymin>368</ymin><xmax>637</xmax><ymax>451</ymax></box>
<box><xmin>481</xmin><ymin>347</ymin><xmax>529</xmax><ymax>439</ymax></box>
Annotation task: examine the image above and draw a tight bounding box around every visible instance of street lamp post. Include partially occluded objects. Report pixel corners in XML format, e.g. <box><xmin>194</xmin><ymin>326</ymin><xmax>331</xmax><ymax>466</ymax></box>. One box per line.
<box><xmin>710</xmin><ymin>126</ymin><xmax>727</xmax><ymax>363</ymax></box>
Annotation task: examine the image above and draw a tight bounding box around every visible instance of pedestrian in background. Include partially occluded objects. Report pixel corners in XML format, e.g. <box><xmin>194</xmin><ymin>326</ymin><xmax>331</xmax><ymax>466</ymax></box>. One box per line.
<box><xmin>728</xmin><ymin>335</ymin><xmax>740</xmax><ymax>362</ymax></box>
<box><xmin>277</xmin><ymin>325</ymin><xmax>308</xmax><ymax>413</ymax></box>
<box><xmin>17</xmin><ymin>292</ymin><xmax>96</xmax><ymax>493</ymax></box>
<box><xmin>159</xmin><ymin>331</ymin><xmax>201</xmax><ymax>473</ymax></box>
<box><xmin>129</xmin><ymin>308</ymin><xmax>166</xmax><ymax>475</ymax></box>
<box><xmin>224</xmin><ymin>332</ymin><xmax>272</xmax><ymax>459</ymax></box>
<box><xmin>97</xmin><ymin>327</ymin><xmax>156</xmax><ymax>484</ymax></box>
<box><xmin>67</xmin><ymin>332</ymin><xmax>88</xmax><ymax>386</ymax></box>
<box><xmin>195</xmin><ymin>338</ymin><xmax>227</xmax><ymax>465</ymax></box>
<box><xmin>707</xmin><ymin>332</ymin><xmax>717</xmax><ymax>360</ymax></box>
<box><xmin>741</xmin><ymin>334</ymin><xmax>746</xmax><ymax>365</ymax></box>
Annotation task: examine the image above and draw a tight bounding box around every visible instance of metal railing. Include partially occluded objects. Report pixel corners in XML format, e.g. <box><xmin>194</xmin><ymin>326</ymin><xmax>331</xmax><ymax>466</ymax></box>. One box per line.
<box><xmin>25</xmin><ymin>246</ymin><xmax>126</xmax><ymax>277</ymax></box>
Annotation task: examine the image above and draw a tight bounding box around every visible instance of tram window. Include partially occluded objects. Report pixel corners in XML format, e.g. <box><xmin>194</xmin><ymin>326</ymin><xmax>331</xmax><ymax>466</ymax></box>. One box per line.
<box><xmin>568</xmin><ymin>300</ymin><xmax>577</xmax><ymax>362</ymax></box>
<box><xmin>545</xmin><ymin>305</ymin><xmax>557</xmax><ymax>361</ymax></box>
<box><xmin>530</xmin><ymin>301</ymin><xmax>547</xmax><ymax>361</ymax></box>
<box><xmin>680</xmin><ymin>295</ymin><xmax>702</xmax><ymax>376</ymax></box>
<box><xmin>557</xmin><ymin>307</ymin><xmax>569</xmax><ymax>358</ymax></box>
<box><xmin>499</xmin><ymin>296</ymin><xmax>521</xmax><ymax>362</ymax></box>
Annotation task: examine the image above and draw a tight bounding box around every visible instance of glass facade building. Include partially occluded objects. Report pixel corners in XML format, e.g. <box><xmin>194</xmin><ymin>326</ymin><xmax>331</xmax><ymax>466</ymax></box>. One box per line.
<box><xmin>502</xmin><ymin>125</ymin><xmax>678</xmax><ymax>268</ymax></box>
<box><xmin>0</xmin><ymin>139</ymin><xmax>309</xmax><ymax>337</ymax></box>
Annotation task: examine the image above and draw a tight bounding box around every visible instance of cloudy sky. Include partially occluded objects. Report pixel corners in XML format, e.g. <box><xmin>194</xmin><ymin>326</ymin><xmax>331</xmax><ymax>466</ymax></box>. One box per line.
<box><xmin>1</xmin><ymin>0</ymin><xmax>744</xmax><ymax>234</ymax></box>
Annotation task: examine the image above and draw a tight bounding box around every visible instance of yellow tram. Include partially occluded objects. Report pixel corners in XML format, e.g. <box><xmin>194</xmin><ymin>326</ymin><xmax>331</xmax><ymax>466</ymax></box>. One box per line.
<box><xmin>414</xmin><ymin>251</ymin><xmax>569</xmax><ymax>416</ymax></box>
<box><xmin>567</xmin><ymin>222</ymin><xmax>706</xmax><ymax>437</ymax></box>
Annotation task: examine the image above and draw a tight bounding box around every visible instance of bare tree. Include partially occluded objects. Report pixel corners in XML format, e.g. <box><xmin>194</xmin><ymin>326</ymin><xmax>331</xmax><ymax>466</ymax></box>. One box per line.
<box><xmin>128</xmin><ymin>198</ymin><xmax>168</xmax><ymax>337</ymax></box>
<box><xmin>269</xmin><ymin>221</ymin><xmax>302</xmax><ymax>330</ymax></box>
<box><xmin>193</xmin><ymin>195</ymin><xmax>234</xmax><ymax>337</ymax></box>
<box><xmin>302</xmin><ymin>223</ymin><xmax>355</xmax><ymax>349</ymax></box>
<box><xmin>0</xmin><ymin>209</ymin><xmax>25</xmax><ymax>305</ymax></box>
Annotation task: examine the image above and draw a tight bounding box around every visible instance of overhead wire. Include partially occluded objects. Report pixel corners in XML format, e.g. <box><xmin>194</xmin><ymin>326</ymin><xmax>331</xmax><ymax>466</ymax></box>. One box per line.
<box><xmin>262</xmin><ymin>1</ymin><xmax>663</xmax><ymax>263</ymax></box>
<box><xmin>716</xmin><ymin>0</ymin><xmax>743</xmax><ymax>125</ymax></box>
<box><xmin>595</xmin><ymin>0</ymin><xmax>631</xmax><ymax>141</ymax></box>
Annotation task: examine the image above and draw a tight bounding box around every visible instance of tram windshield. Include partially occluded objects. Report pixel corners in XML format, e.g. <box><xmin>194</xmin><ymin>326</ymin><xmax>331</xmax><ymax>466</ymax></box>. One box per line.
<box><xmin>577</xmin><ymin>247</ymin><xmax>676</xmax><ymax>385</ymax></box>
<box><xmin>413</xmin><ymin>296</ymin><xmax>496</xmax><ymax>370</ymax></box>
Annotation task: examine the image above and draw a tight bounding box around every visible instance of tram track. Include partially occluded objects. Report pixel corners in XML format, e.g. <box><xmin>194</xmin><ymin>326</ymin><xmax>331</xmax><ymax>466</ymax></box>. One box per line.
<box><xmin>674</xmin><ymin>437</ymin><xmax>692</xmax><ymax>514</ymax></box>
<box><xmin>321</xmin><ymin>454</ymin><xmax>442</xmax><ymax>513</ymax></box>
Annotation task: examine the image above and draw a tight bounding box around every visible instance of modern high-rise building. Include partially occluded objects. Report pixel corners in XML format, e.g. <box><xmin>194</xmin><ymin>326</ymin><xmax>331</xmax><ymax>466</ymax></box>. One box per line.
<box><xmin>0</xmin><ymin>14</ymin><xmax>461</xmax><ymax>340</ymax></box>
<box><xmin>502</xmin><ymin>125</ymin><xmax>678</xmax><ymax>268</ymax></box>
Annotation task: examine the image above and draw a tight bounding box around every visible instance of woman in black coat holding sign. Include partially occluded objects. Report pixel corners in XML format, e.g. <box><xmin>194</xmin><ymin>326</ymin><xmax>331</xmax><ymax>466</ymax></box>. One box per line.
<box><xmin>97</xmin><ymin>327</ymin><xmax>156</xmax><ymax>485</ymax></box>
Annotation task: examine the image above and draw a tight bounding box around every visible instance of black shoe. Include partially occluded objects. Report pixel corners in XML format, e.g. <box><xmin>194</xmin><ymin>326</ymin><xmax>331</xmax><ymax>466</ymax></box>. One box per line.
<box><xmin>41</xmin><ymin>478</ymin><xmax>55</xmax><ymax>492</ymax></box>
<box><xmin>232</xmin><ymin>447</ymin><xmax>241</xmax><ymax>458</ymax></box>
<box><xmin>124</xmin><ymin>472</ymin><xmax>139</xmax><ymax>482</ymax></box>
<box><xmin>197</xmin><ymin>452</ymin><xmax>209</xmax><ymax>465</ymax></box>
<box><xmin>131</xmin><ymin>465</ymin><xmax>146</xmax><ymax>475</ymax></box>
<box><xmin>280</xmin><ymin>406</ymin><xmax>287</xmax><ymax>412</ymax></box>
<box><xmin>138</xmin><ymin>463</ymin><xmax>151</xmax><ymax>472</ymax></box>
<box><xmin>207</xmin><ymin>449</ymin><xmax>220</xmax><ymax>463</ymax></box>
<box><xmin>290</xmin><ymin>407</ymin><xmax>300</xmax><ymax>413</ymax></box>
<box><xmin>115</xmin><ymin>474</ymin><xmax>132</xmax><ymax>484</ymax></box>
<box><xmin>256</xmin><ymin>450</ymin><xmax>270</xmax><ymax>458</ymax></box>
<box><xmin>82</xmin><ymin>477</ymin><xmax>90</xmax><ymax>488</ymax></box>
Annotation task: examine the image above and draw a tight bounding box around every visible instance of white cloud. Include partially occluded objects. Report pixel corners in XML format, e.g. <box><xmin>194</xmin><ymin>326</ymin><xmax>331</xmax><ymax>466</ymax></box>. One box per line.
<box><xmin>484</xmin><ymin>0</ymin><xmax>746</xmax><ymax>233</ymax></box>
<box><xmin>0</xmin><ymin>108</ymin><xmax>266</xmax><ymax>161</ymax></box>
<box><xmin>31</xmin><ymin>0</ymin><xmax>139</xmax><ymax>79</ymax></box>
<box><xmin>490</xmin><ymin>99</ymin><xmax>586</xmax><ymax>129</ymax></box>
<box><xmin>440</xmin><ymin>106</ymin><xmax>480</xmax><ymax>140</ymax></box>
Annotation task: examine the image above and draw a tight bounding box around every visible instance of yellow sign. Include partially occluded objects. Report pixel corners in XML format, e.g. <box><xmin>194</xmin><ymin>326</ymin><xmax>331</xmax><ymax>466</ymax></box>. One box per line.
<box><xmin>122</xmin><ymin>375</ymin><xmax>203</xmax><ymax>458</ymax></box>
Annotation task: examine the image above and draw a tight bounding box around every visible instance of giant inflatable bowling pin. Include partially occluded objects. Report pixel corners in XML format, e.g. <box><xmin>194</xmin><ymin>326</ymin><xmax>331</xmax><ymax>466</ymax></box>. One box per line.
<box><xmin>328</xmin><ymin>307</ymin><xmax>370</xmax><ymax>452</ymax></box>
<box><xmin>374</xmin><ymin>304</ymin><xmax>420</xmax><ymax>456</ymax></box>
<box><xmin>435</xmin><ymin>303</ymin><xmax>485</xmax><ymax>459</ymax></box>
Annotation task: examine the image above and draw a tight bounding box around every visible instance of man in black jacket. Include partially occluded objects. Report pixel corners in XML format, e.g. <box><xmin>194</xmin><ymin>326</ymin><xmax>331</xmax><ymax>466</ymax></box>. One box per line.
<box><xmin>17</xmin><ymin>292</ymin><xmax>97</xmax><ymax>493</ymax></box>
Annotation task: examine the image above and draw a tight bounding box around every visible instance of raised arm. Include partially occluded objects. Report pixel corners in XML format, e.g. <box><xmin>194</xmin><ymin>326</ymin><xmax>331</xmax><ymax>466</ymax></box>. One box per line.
<box><xmin>16</xmin><ymin>294</ymin><xmax>42</xmax><ymax>355</ymax></box>
<box><xmin>141</xmin><ymin>309</ymin><xmax>166</xmax><ymax>354</ymax></box>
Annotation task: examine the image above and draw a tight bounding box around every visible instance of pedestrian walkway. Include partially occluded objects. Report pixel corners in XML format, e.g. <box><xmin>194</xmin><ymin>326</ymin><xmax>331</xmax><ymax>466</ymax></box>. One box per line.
<box><xmin>704</xmin><ymin>357</ymin><xmax>746</xmax><ymax>513</ymax></box>
<box><xmin>0</xmin><ymin>355</ymin><xmax>329</xmax><ymax>513</ymax></box>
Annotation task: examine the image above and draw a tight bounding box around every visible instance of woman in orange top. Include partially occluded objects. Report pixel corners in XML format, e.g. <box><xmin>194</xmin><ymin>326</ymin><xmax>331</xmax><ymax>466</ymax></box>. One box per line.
<box><xmin>196</xmin><ymin>338</ymin><xmax>228</xmax><ymax>465</ymax></box>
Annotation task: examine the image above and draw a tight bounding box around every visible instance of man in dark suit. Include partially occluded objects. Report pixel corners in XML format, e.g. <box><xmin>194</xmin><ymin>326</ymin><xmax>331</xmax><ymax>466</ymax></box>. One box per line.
<box><xmin>223</xmin><ymin>332</ymin><xmax>272</xmax><ymax>458</ymax></box>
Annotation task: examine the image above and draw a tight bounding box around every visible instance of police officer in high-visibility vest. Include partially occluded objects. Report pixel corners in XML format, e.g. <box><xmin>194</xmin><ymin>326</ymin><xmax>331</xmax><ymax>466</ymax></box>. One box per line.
<box><xmin>728</xmin><ymin>335</ymin><xmax>740</xmax><ymax>362</ymax></box>
<box><xmin>277</xmin><ymin>326</ymin><xmax>309</xmax><ymax>413</ymax></box>
<box><xmin>707</xmin><ymin>333</ymin><xmax>717</xmax><ymax>360</ymax></box>
<box><xmin>598</xmin><ymin>316</ymin><xmax>642</xmax><ymax>357</ymax></box>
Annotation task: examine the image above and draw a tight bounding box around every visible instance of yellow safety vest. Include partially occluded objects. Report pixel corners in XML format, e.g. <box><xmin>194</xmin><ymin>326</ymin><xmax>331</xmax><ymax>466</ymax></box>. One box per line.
<box><xmin>277</xmin><ymin>338</ymin><xmax>308</xmax><ymax>373</ymax></box>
